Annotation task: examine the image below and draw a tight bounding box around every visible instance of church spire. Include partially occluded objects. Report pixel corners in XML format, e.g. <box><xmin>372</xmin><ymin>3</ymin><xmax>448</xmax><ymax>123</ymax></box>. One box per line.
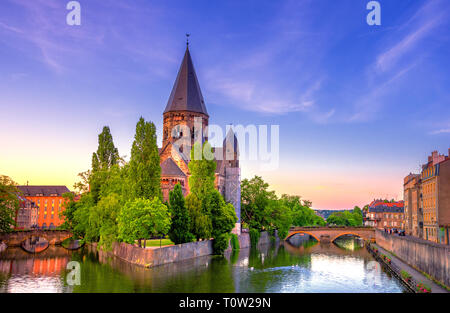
<box><xmin>164</xmin><ymin>42</ymin><xmax>208</xmax><ymax>116</ymax></box>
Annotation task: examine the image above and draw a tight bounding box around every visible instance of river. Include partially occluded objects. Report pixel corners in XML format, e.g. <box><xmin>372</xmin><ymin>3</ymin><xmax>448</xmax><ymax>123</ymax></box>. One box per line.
<box><xmin>0</xmin><ymin>237</ymin><xmax>408</xmax><ymax>293</ymax></box>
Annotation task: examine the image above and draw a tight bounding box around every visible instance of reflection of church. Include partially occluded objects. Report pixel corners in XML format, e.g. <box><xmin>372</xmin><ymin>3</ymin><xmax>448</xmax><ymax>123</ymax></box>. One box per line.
<box><xmin>158</xmin><ymin>44</ymin><xmax>241</xmax><ymax>233</ymax></box>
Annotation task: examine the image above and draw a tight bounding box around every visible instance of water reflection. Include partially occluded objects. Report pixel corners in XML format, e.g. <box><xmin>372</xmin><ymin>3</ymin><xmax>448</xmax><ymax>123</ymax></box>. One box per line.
<box><xmin>61</xmin><ymin>238</ymin><xmax>84</xmax><ymax>250</ymax></box>
<box><xmin>0</xmin><ymin>246</ymin><xmax>72</xmax><ymax>293</ymax></box>
<box><xmin>0</xmin><ymin>238</ymin><xmax>408</xmax><ymax>293</ymax></box>
<box><xmin>21</xmin><ymin>236</ymin><xmax>49</xmax><ymax>253</ymax></box>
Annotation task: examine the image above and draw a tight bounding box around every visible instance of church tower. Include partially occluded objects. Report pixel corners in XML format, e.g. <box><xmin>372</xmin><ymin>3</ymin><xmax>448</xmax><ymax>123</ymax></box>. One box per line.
<box><xmin>159</xmin><ymin>43</ymin><xmax>241</xmax><ymax>234</ymax></box>
<box><xmin>162</xmin><ymin>45</ymin><xmax>209</xmax><ymax>154</ymax></box>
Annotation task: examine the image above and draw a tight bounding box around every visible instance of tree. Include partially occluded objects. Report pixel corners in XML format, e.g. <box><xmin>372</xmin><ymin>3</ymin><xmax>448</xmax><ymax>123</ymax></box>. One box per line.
<box><xmin>241</xmin><ymin>176</ymin><xmax>277</xmax><ymax>231</ymax></box>
<box><xmin>264</xmin><ymin>199</ymin><xmax>292</xmax><ymax>239</ymax></box>
<box><xmin>0</xmin><ymin>175</ymin><xmax>19</xmax><ymax>232</ymax></box>
<box><xmin>90</xmin><ymin>126</ymin><xmax>120</xmax><ymax>204</ymax></box>
<box><xmin>117</xmin><ymin>197</ymin><xmax>171</xmax><ymax>247</ymax></box>
<box><xmin>90</xmin><ymin>193</ymin><xmax>121</xmax><ymax>250</ymax></box>
<box><xmin>188</xmin><ymin>141</ymin><xmax>216</xmax><ymax>205</ymax></box>
<box><xmin>185</xmin><ymin>193</ymin><xmax>211</xmax><ymax>240</ymax></box>
<box><xmin>208</xmin><ymin>190</ymin><xmax>237</xmax><ymax>254</ymax></box>
<box><xmin>279</xmin><ymin>194</ymin><xmax>324</xmax><ymax>227</ymax></box>
<box><xmin>168</xmin><ymin>184</ymin><xmax>194</xmax><ymax>244</ymax></box>
<box><xmin>326</xmin><ymin>209</ymin><xmax>362</xmax><ymax>227</ymax></box>
<box><xmin>128</xmin><ymin>117</ymin><xmax>161</xmax><ymax>200</ymax></box>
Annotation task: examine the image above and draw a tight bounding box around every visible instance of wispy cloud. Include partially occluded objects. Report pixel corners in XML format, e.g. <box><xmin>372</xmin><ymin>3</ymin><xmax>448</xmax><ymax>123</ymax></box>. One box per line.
<box><xmin>429</xmin><ymin>128</ymin><xmax>450</xmax><ymax>135</ymax></box>
<box><xmin>350</xmin><ymin>0</ymin><xmax>450</xmax><ymax>123</ymax></box>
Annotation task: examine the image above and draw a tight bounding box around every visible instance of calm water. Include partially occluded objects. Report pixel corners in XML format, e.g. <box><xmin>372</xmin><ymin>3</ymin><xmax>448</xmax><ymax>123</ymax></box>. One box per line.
<box><xmin>0</xmin><ymin>237</ymin><xmax>408</xmax><ymax>293</ymax></box>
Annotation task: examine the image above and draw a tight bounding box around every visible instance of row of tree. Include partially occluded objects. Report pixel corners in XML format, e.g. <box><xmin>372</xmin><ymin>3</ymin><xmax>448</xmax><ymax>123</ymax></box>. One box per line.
<box><xmin>326</xmin><ymin>207</ymin><xmax>363</xmax><ymax>226</ymax></box>
<box><xmin>240</xmin><ymin>176</ymin><xmax>326</xmax><ymax>240</ymax></box>
<box><xmin>62</xmin><ymin>117</ymin><xmax>236</xmax><ymax>254</ymax></box>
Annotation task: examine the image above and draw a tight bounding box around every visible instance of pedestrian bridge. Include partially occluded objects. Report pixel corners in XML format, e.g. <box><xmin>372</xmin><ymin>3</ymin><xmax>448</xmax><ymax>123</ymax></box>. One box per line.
<box><xmin>286</xmin><ymin>227</ymin><xmax>375</xmax><ymax>243</ymax></box>
<box><xmin>0</xmin><ymin>230</ymin><xmax>73</xmax><ymax>247</ymax></box>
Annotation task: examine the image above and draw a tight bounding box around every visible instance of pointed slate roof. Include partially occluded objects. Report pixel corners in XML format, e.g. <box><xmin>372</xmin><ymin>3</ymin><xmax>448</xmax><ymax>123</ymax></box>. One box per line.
<box><xmin>164</xmin><ymin>47</ymin><xmax>208</xmax><ymax>116</ymax></box>
<box><xmin>223</xmin><ymin>128</ymin><xmax>239</xmax><ymax>155</ymax></box>
<box><xmin>160</xmin><ymin>158</ymin><xmax>186</xmax><ymax>177</ymax></box>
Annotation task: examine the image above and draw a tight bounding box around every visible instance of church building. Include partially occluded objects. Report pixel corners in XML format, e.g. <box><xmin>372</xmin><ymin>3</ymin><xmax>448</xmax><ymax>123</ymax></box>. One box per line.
<box><xmin>158</xmin><ymin>44</ymin><xmax>241</xmax><ymax>234</ymax></box>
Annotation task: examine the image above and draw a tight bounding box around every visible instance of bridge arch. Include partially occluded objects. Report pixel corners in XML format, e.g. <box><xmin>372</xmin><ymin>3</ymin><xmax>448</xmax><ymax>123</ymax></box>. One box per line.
<box><xmin>285</xmin><ymin>231</ymin><xmax>321</xmax><ymax>242</ymax></box>
<box><xmin>331</xmin><ymin>232</ymin><xmax>367</xmax><ymax>243</ymax></box>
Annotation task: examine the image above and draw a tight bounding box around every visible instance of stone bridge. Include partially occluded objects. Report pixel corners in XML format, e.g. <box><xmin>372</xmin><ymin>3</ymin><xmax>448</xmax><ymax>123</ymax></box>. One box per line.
<box><xmin>286</xmin><ymin>227</ymin><xmax>375</xmax><ymax>243</ymax></box>
<box><xmin>0</xmin><ymin>230</ymin><xmax>73</xmax><ymax>247</ymax></box>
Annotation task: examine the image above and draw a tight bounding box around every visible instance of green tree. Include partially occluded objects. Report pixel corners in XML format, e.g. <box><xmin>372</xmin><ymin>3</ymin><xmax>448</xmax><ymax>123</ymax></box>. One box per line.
<box><xmin>241</xmin><ymin>176</ymin><xmax>277</xmax><ymax>231</ymax></box>
<box><xmin>90</xmin><ymin>126</ymin><xmax>120</xmax><ymax>204</ymax></box>
<box><xmin>264</xmin><ymin>199</ymin><xmax>292</xmax><ymax>239</ymax></box>
<box><xmin>188</xmin><ymin>141</ymin><xmax>216</xmax><ymax>205</ymax></box>
<box><xmin>128</xmin><ymin>117</ymin><xmax>161</xmax><ymax>200</ymax></box>
<box><xmin>117</xmin><ymin>197</ymin><xmax>171</xmax><ymax>247</ymax></box>
<box><xmin>280</xmin><ymin>194</ymin><xmax>325</xmax><ymax>227</ymax></box>
<box><xmin>168</xmin><ymin>184</ymin><xmax>194</xmax><ymax>244</ymax></box>
<box><xmin>90</xmin><ymin>193</ymin><xmax>121</xmax><ymax>250</ymax></box>
<box><xmin>208</xmin><ymin>190</ymin><xmax>237</xmax><ymax>254</ymax></box>
<box><xmin>185</xmin><ymin>193</ymin><xmax>212</xmax><ymax>240</ymax></box>
<box><xmin>0</xmin><ymin>175</ymin><xmax>19</xmax><ymax>232</ymax></box>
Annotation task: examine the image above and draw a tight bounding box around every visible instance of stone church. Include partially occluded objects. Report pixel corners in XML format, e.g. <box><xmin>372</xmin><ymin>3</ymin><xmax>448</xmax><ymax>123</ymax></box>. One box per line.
<box><xmin>158</xmin><ymin>45</ymin><xmax>241</xmax><ymax>234</ymax></box>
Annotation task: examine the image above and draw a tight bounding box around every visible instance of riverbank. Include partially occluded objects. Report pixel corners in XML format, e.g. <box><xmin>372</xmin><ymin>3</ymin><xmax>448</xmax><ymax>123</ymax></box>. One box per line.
<box><xmin>375</xmin><ymin>230</ymin><xmax>450</xmax><ymax>289</ymax></box>
<box><xmin>90</xmin><ymin>231</ymin><xmax>277</xmax><ymax>268</ymax></box>
<box><xmin>367</xmin><ymin>242</ymin><xmax>448</xmax><ymax>293</ymax></box>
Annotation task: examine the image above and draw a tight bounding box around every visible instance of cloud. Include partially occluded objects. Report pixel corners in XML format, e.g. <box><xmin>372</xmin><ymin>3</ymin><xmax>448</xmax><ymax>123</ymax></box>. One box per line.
<box><xmin>429</xmin><ymin>128</ymin><xmax>450</xmax><ymax>135</ymax></box>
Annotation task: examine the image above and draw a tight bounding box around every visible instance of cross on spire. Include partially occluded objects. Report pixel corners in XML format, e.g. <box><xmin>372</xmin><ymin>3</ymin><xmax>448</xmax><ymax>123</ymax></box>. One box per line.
<box><xmin>186</xmin><ymin>33</ymin><xmax>190</xmax><ymax>47</ymax></box>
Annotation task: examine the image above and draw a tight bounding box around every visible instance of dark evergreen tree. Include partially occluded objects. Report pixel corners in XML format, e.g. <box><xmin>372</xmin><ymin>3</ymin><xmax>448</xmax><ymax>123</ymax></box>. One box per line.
<box><xmin>168</xmin><ymin>184</ymin><xmax>194</xmax><ymax>244</ymax></box>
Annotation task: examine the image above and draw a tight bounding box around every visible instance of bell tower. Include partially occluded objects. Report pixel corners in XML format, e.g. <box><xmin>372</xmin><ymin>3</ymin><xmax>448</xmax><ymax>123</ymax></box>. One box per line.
<box><xmin>162</xmin><ymin>45</ymin><xmax>209</xmax><ymax>153</ymax></box>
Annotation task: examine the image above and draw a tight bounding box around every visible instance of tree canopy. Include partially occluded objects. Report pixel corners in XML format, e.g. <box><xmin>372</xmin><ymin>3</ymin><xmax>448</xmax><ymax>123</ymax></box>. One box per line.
<box><xmin>0</xmin><ymin>175</ymin><xmax>19</xmax><ymax>232</ymax></box>
<box><xmin>168</xmin><ymin>184</ymin><xmax>194</xmax><ymax>244</ymax></box>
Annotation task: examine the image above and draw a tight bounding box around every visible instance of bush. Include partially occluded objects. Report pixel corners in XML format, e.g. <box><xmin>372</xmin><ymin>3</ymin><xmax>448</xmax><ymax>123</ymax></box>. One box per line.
<box><xmin>249</xmin><ymin>228</ymin><xmax>260</xmax><ymax>247</ymax></box>
<box><xmin>213</xmin><ymin>233</ymin><xmax>229</xmax><ymax>255</ymax></box>
<box><xmin>230</xmin><ymin>233</ymin><xmax>240</xmax><ymax>251</ymax></box>
<box><xmin>401</xmin><ymin>270</ymin><xmax>412</xmax><ymax>281</ymax></box>
<box><xmin>416</xmin><ymin>282</ymin><xmax>431</xmax><ymax>293</ymax></box>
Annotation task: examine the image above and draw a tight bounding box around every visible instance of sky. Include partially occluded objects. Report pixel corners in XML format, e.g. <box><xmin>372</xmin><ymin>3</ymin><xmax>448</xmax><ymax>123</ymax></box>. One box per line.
<box><xmin>0</xmin><ymin>0</ymin><xmax>449</xmax><ymax>210</ymax></box>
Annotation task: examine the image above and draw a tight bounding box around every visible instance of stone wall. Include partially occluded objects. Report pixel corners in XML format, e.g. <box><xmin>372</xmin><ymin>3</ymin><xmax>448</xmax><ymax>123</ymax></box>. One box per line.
<box><xmin>91</xmin><ymin>231</ymin><xmax>277</xmax><ymax>268</ymax></box>
<box><xmin>230</xmin><ymin>231</ymin><xmax>278</xmax><ymax>250</ymax></box>
<box><xmin>375</xmin><ymin>229</ymin><xmax>450</xmax><ymax>287</ymax></box>
<box><xmin>97</xmin><ymin>240</ymin><xmax>213</xmax><ymax>268</ymax></box>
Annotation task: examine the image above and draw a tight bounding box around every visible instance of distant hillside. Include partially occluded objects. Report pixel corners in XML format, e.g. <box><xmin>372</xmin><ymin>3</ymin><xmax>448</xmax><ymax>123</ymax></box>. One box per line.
<box><xmin>314</xmin><ymin>209</ymin><xmax>351</xmax><ymax>220</ymax></box>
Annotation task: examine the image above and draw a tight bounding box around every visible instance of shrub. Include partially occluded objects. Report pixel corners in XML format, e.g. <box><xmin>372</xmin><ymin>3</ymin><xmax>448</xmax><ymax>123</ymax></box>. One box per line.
<box><xmin>249</xmin><ymin>228</ymin><xmax>260</xmax><ymax>247</ymax></box>
<box><xmin>230</xmin><ymin>233</ymin><xmax>240</xmax><ymax>251</ymax></box>
<box><xmin>401</xmin><ymin>270</ymin><xmax>412</xmax><ymax>281</ymax></box>
<box><xmin>213</xmin><ymin>233</ymin><xmax>229</xmax><ymax>255</ymax></box>
<box><xmin>416</xmin><ymin>282</ymin><xmax>431</xmax><ymax>293</ymax></box>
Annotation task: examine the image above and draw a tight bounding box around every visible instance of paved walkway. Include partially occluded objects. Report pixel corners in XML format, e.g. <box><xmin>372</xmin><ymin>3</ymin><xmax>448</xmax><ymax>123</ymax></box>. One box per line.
<box><xmin>373</xmin><ymin>244</ymin><xmax>448</xmax><ymax>293</ymax></box>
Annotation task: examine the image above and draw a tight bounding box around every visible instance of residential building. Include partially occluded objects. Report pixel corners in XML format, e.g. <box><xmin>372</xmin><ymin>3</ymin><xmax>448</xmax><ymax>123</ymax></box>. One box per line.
<box><xmin>420</xmin><ymin>150</ymin><xmax>450</xmax><ymax>244</ymax></box>
<box><xmin>16</xmin><ymin>186</ymin><xmax>71</xmax><ymax>229</ymax></box>
<box><xmin>365</xmin><ymin>200</ymin><xmax>404</xmax><ymax>230</ymax></box>
<box><xmin>403</xmin><ymin>173</ymin><xmax>422</xmax><ymax>237</ymax></box>
<box><xmin>14</xmin><ymin>196</ymin><xmax>38</xmax><ymax>230</ymax></box>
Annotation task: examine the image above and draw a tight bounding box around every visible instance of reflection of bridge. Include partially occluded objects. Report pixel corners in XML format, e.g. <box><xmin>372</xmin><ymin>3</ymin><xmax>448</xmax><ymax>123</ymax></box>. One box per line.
<box><xmin>286</xmin><ymin>227</ymin><xmax>375</xmax><ymax>243</ymax></box>
<box><xmin>0</xmin><ymin>230</ymin><xmax>72</xmax><ymax>247</ymax></box>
